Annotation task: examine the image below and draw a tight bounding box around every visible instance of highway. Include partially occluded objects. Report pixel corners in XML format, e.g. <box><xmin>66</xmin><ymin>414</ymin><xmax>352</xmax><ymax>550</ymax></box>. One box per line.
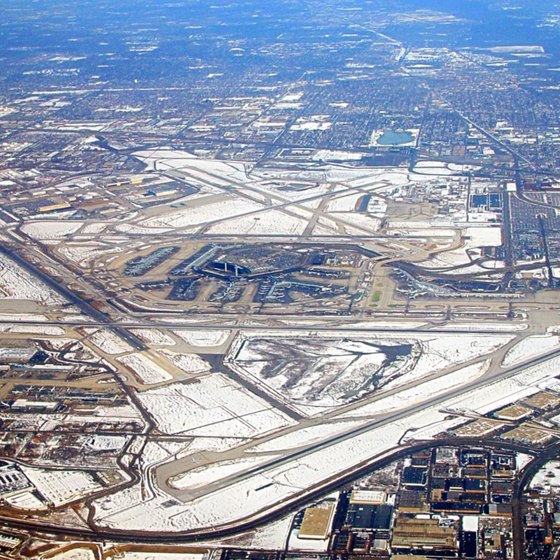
<box><xmin>0</xmin><ymin>437</ymin><xmax>539</xmax><ymax>544</ymax></box>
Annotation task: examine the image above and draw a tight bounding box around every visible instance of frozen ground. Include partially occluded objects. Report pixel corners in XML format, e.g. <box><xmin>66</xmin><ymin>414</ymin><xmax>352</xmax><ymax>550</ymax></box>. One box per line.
<box><xmin>118</xmin><ymin>353</ymin><xmax>174</xmax><ymax>385</ymax></box>
<box><xmin>159</xmin><ymin>350</ymin><xmax>212</xmax><ymax>375</ymax></box>
<box><xmin>169</xmin><ymin>456</ymin><xmax>276</xmax><ymax>490</ymax></box>
<box><xmin>0</xmin><ymin>254</ymin><xmax>65</xmax><ymax>305</ymax></box>
<box><xmin>207</xmin><ymin>208</ymin><xmax>308</xmax><ymax>235</ymax></box>
<box><xmin>172</xmin><ymin>329</ymin><xmax>230</xmax><ymax>347</ymax></box>
<box><xmin>84</xmin><ymin>328</ymin><xmax>133</xmax><ymax>355</ymax></box>
<box><xmin>231</xmin><ymin>332</ymin><xmax>512</xmax><ymax>411</ymax></box>
<box><xmin>22</xmin><ymin>467</ymin><xmax>102</xmax><ymax>507</ymax></box>
<box><xmin>502</xmin><ymin>334</ymin><xmax>559</xmax><ymax>367</ymax></box>
<box><xmin>138</xmin><ymin>374</ymin><xmax>294</xmax><ymax>436</ymax></box>
<box><xmin>21</xmin><ymin>220</ymin><xmax>83</xmax><ymax>240</ymax></box>
<box><xmin>141</xmin><ymin>196</ymin><xmax>263</xmax><ymax>229</ymax></box>
<box><xmin>130</xmin><ymin>329</ymin><xmax>176</xmax><ymax>346</ymax></box>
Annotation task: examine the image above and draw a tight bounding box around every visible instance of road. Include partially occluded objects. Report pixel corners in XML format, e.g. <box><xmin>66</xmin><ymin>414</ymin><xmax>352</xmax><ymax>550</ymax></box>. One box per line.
<box><xmin>511</xmin><ymin>441</ymin><xmax>560</xmax><ymax>560</ymax></box>
<box><xmin>0</xmin><ymin>437</ymin><xmax>539</xmax><ymax>544</ymax></box>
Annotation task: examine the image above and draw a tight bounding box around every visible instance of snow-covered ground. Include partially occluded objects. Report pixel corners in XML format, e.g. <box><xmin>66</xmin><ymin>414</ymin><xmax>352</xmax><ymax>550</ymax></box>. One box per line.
<box><xmin>86</xmin><ymin>435</ymin><xmax>129</xmax><ymax>452</ymax></box>
<box><xmin>0</xmin><ymin>324</ymin><xmax>65</xmax><ymax>335</ymax></box>
<box><xmin>207</xmin><ymin>209</ymin><xmax>308</xmax><ymax>235</ymax></box>
<box><xmin>529</xmin><ymin>461</ymin><xmax>560</xmax><ymax>492</ymax></box>
<box><xmin>92</xmin><ymin>408</ymin><xmax>454</xmax><ymax>532</ymax></box>
<box><xmin>340</xmin><ymin>360</ymin><xmax>490</xmax><ymax>419</ymax></box>
<box><xmin>250</xmin><ymin>420</ymin><xmax>364</xmax><ymax>452</ymax></box>
<box><xmin>137</xmin><ymin>374</ymin><xmax>294</xmax><ymax>436</ymax></box>
<box><xmin>49</xmin><ymin>548</ymin><xmax>96</xmax><ymax>560</ymax></box>
<box><xmin>84</xmin><ymin>328</ymin><xmax>133</xmax><ymax>355</ymax></box>
<box><xmin>135</xmin><ymin>149</ymin><xmax>248</xmax><ymax>184</ymax></box>
<box><xmin>159</xmin><ymin>350</ymin><xmax>211</xmax><ymax>375</ymax></box>
<box><xmin>130</xmin><ymin>329</ymin><xmax>177</xmax><ymax>346</ymax></box>
<box><xmin>313</xmin><ymin>150</ymin><xmax>364</xmax><ymax>162</ymax></box>
<box><xmin>447</xmin><ymin>355</ymin><xmax>560</xmax><ymax>415</ymax></box>
<box><xmin>118</xmin><ymin>353</ymin><xmax>174</xmax><ymax>385</ymax></box>
<box><xmin>0</xmin><ymin>404</ymin><xmax>144</xmax><ymax>433</ymax></box>
<box><xmin>326</xmin><ymin>193</ymin><xmax>362</xmax><ymax>212</ymax></box>
<box><xmin>59</xmin><ymin>243</ymin><xmax>126</xmax><ymax>268</ymax></box>
<box><xmin>335</xmin><ymin>212</ymin><xmax>382</xmax><ymax>233</ymax></box>
<box><xmin>141</xmin><ymin>196</ymin><xmax>263</xmax><ymax>229</ymax></box>
<box><xmin>172</xmin><ymin>329</ymin><xmax>231</xmax><ymax>347</ymax></box>
<box><xmin>231</xmin><ymin>332</ymin><xmax>513</xmax><ymax>411</ymax></box>
<box><xmin>22</xmin><ymin>467</ymin><xmax>102</xmax><ymax>507</ymax></box>
<box><xmin>116</xmin><ymin>553</ymin><xmax>205</xmax><ymax>560</ymax></box>
<box><xmin>421</xmin><ymin>226</ymin><xmax>502</xmax><ymax>269</ymax></box>
<box><xmin>93</xmin><ymin>351</ymin><xmax>560</xmax><ymax>534</ymax></box>
<box><xmin>169</xmin><ymin>456</ymin><xmax>275</xmax><ymax>490</ymax></box>
<box><xmin>0</xmin><ymin>254</ymin><xmax>65</xmax><ymax>305</ymax></box>
<box><xmin>21</xmin><ymin>220</ymin><xmax>83</xmax><ymax>240</ymax></box>
<box><xmin>249</xmin><ymin>513</ymin><xmax>294</xmax><ymax>549</ymax></box>
<box><xmin>502</xmin><ymin>334</ymin><xmax>559</xmax><ymax>367</ymax></box>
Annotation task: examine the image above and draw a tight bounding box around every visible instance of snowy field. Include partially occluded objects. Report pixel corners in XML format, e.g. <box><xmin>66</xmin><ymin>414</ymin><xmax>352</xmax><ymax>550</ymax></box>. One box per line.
<box><xmin>0</xmin><ymin>324</ymin><xmax>65</xmax><ymax>335</ymax></box>
<box><xmin>339</xmin><ymin>361</ymin><xmax>490</xmax><ymax>419</ymax></box>
<box><xmin>529</xmin><ymin>461</ymin><xmax>560</xmax><ymax>492</ymax></box>
<box><xmin>92</xmin><ymin>352</ymin><xmax>560</xmax><ymax>534</ymax></box>
<box><xmin>59</xmin><ymin>243</ymin><xmax>126</xmax><ymax>268</ymax></box>
<box><xmin>169</xmin><ymin>456</ymin><xmax>275</xmax><ymax>490</ymax></box>
<box><xmin>22</xmin><ymin>467</ymin><xmax>101</xmax><ymax>507</ymax></box>
<box><xmin>21</xmin><ymin>220</ymin><xmax>83</xmax><ymax>240</ymax></box>
<box><xmin>130</xmin><ymin>329</ymin><xmax>176</xmax><ymax>346</ymax></box>
<box><xmin>231</xmin><ymin>332</ymin><xmax>513</xmax><ymax>412</ymax></box>
<box><xmin>159</xmin><ymin>350</ymin><xmax>211</xmax><ymax>375</ymax></box>
<box><xmin>326</xmin><ymin>193</ymin><xmax>362</xmax><ymax>212</ymax></box>
<box><xmin>138</xmin><ymin>374</ymin><xmax>294</xmax><ymax>436</ymax></box>
<box><xmin>207</xmin><ymin>208</ymin><xmax>308</xmax><ymax>235</ymax></box>
<box><xmin>0</xmin><ymin>254</ymin><xmax>65</xmax><ymax>305</ymax></box>
<box><xmin>502</xmin><ymin>334</ymin><xmax>559</xmax><ymax>367</ymax></box>
<box><xmin>49</xmin><ymin>549</ymin><xmax>96</xmax><ymax>560</ymax></box>
<box><xmin>84</xmin><ymin>328</ymin><xmax>133</xmax><ymax>355</ymax></box>
<box><xmin>116</xmin><ymin>553</ymin><xmax>205</xmax><ymax>560</ymax></box>
<box><xmin>135</xmin><ymin>149</ymin><xmax>249</xmax><ymax>184</ymax></box>
<box><xmin>421</xmin><ymin>226</ymin><xmax>502</xmax><ymax>269</ymax></box>
<box><xmin>141</xmin><ymin>196</ymin><xmax>263</xmax><ymax>229</ymax></box>
<box><xmin>250</xmin><ymin>420</ymin><xmax>364</xmax><ymax>453</ymax></box>
<box><xmin>92</xmin><ymin>408</ymin><xmax>458</xmax><ymax>532</ymax></box>
<box><xmin>446</xmin><ymin>355</ymin><xmax>560</xmax><ymax>415</ymax></box>
<box><xmin>118</xmin><ymin>353</ymin><xmax>174</xmax><ymax>385</ymax></box>
<box><xmin>172</xmin><ymin>329</ymin><xmax>230</xmax><ymax>347</ymax></box>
